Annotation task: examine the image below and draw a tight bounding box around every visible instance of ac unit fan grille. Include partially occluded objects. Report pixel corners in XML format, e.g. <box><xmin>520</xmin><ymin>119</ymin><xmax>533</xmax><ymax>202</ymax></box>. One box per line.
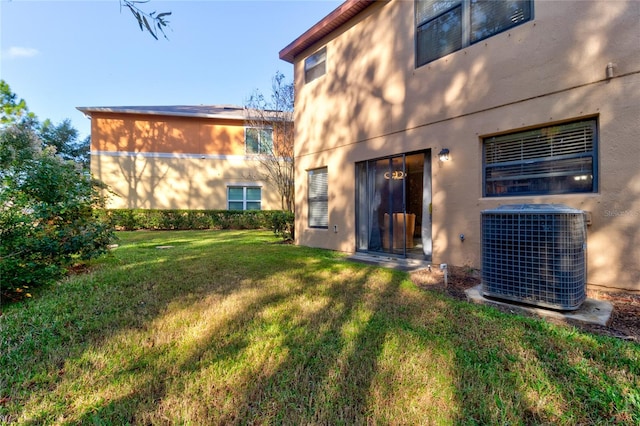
<box><xmin>481</xmin><ymin>205</ymin><xmax>586</xmax><ymax>310</ymax></box>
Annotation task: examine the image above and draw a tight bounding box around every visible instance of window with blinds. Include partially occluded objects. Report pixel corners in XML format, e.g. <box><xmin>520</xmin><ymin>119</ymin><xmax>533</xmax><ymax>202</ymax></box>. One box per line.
<box><xmin>416</xmin><ymin>0</ymin><xmax>532</xmax><ymax>67</ymax></box>
<box><xmin>308</xmin><ymin>167</ymin><xmax>328</xmax><ymax>228</ymax></box>
<box><xmin>305</xmin><ymin>47</ymin><xmax>326</xmax><ymax>84</ymax></box>
<box><xmin>483</xmin><ymin>118</ymin><xmax>598</xmax><ymax>197</ymax></box>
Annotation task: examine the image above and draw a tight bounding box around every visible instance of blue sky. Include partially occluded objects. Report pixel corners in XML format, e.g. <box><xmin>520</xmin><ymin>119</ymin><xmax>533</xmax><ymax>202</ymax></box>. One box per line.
<box><xmin>0</xmin><ymin>0</ymin><xmax>341</xmax><ymax>138</ymax></box>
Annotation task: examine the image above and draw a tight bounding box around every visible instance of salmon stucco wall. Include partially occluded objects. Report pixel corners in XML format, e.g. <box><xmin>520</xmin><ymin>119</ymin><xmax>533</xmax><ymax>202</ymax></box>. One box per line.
<box><xmin>290</xmin><ymin>0</ymin><xmax>640</xmax><ymax>292</ymax></box>
<box><xmin>90</xmin><ymin>112</ymin><xmax>282</xmax><ymax>210</ymax></box>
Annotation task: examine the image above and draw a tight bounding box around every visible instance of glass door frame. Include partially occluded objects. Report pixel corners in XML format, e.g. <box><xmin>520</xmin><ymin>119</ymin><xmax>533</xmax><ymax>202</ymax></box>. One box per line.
<box><xmin>355</xmin><ymin>150</ymin><xmax>432</xmax><ymax>260</ymax></box>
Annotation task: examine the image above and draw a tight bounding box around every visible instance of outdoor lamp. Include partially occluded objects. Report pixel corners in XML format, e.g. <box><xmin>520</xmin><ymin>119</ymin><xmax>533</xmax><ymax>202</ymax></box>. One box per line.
<box><xmin>438</xmin><ymin>148</ymin><xmax>450</xmax><ymax>161</ymax></box>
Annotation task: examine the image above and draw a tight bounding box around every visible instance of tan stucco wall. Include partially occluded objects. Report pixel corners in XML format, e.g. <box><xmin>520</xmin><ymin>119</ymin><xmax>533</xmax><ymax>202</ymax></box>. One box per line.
<box><xmin>90</xmin><ymin>113</ymin><xmax>282</xmax><ymax>210</ymax></box>
<box><xmin>292</xmin><ymin>0</ymin><xmax>640</xmax><ymax>292</ymax></box>
<box><xmin>93</xmin><ymin>155</ymin><xmax>280</xmax><ymax>210</ymax></box>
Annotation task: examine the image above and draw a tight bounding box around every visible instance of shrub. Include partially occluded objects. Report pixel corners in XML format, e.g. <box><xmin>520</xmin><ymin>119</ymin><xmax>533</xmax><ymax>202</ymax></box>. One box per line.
<box><xmin>270</xmin><ymin>210</ymin><xmax>295</xmax><ymax>241</ymax></box>
<box><xmin>0</xmin><ymin>145</ymin><xmax>116</xmax><ymax>295</ymax></box>
<box><xmin>104</xmin><ymin>209</ymin><xmax>281</xmax><ymax>231</ymax></box>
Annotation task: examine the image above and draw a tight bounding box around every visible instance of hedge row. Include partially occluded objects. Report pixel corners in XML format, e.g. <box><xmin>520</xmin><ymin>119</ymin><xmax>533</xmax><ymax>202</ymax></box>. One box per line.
<box><xmin>103</xmin><ymin>209</ymin><xmax>292</xmax><ymax>234</ymax></box>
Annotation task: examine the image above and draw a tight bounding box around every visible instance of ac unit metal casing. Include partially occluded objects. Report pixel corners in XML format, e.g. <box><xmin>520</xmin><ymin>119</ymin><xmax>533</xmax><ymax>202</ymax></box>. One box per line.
<box><xmin>481</xmin><ymin>204</ymin><xmax>587</xmax><ymax>310</ymax></box>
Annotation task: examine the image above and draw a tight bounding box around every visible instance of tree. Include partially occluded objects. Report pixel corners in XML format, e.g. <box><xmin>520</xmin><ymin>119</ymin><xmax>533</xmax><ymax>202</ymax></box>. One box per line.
<box><xmin>40</xmin><ymin>119</ymin><xmax>90</xmax><ymax>168</ymax></box>
<box><xmin>0</xmin><ymin>115</ymin><xmax>40</xmax><ymax>168</ymax></box>
<box><xmin>0</xmin><ymin>79</ymin><xmax>37</xmax><ymax>126</ymax></box>
<box><xmin>0</xmin><ymin>81</ymin><xmax>40</xmax><ymax>170</ymax></box>
<box><xmin>121</xmin><ymin>0</ymin><xmax>171</xmax><ymax>40</ymax></box>
<box><xmin>0</xmin><ymin>80</ymin><xmax>90</xmax><ymax>169</ymax></box>
<box><xmin>244</xmin><ymin>72</ymin><xmax>295</xmax><ymax>213</ymax></box>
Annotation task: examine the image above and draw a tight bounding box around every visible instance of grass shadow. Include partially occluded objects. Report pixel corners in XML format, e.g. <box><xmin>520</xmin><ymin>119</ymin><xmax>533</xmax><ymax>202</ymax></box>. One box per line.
<box><xmin>2</xmin><ymin>231</ymin><xmax>639</xmax><ymax>424</ymax></box>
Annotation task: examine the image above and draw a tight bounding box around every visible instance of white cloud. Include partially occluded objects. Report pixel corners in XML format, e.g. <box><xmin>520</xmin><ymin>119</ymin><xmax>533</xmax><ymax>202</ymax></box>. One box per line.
<box><xmin>7</xmin><ymin>46</ymin><xmax>40</xmax><ymax>58</ymax></box>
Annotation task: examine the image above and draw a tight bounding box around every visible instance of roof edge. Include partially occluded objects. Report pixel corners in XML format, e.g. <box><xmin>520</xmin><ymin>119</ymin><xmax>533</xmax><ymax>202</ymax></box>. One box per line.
<box><xmin>279</xmin><ymin>0</ymin><xmax>377</xmax><ymax>63</ymax></box>
<box><xmin>76</xmin><ymin>105</ymin><xmax>291</xmax><ymax>122</ymax></box>
<box><xmin>76</xmin><ymin>105</ymin><xmax>247</xmax><ymax>121</ymax></box>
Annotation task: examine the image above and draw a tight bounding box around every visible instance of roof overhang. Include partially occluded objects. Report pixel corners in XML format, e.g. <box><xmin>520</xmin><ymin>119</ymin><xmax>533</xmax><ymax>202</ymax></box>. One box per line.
<box><xmin>76</xmin><ymin>105</ymin><xmax>290</xmax><ymax>123</ymax></box>
<box><xmin>76</xmin><ymin>105</ymin><xmax>247</xmax><ymax>121</ymax></box>
<box><xmin>279</xmin><ymin>0</ymin><xmax>377</xmax><ymax>63</ymax></box>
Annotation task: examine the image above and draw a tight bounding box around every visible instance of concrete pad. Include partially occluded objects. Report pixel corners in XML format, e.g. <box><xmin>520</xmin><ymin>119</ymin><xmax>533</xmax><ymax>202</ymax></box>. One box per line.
<box><xmin>345</xmin><ymin>256</ymin><xmax>614</xmax><ymax>327</ymax></box>
<box><xmin>465</xmin><ymin>284</ymin><xmax>613</xmax><ymax>326</ymax></box>
<box><xmin>346</xmin><ymin>253</ymin><xmax>432</xmax><ymax>272</ymax></box>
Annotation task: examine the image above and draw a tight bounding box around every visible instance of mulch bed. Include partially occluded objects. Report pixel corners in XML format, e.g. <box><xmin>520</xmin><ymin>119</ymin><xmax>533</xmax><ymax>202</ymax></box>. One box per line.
<box><xmin>410</xmin><ymin>265</ymin><xmax>640</xmax><ymax>343</ymax></box>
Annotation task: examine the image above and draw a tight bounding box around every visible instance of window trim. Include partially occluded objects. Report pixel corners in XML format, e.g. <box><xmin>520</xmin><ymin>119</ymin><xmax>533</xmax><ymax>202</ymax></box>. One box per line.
<box><xmin>415</xmin><ymin>0</ymin><xmax>533</xmax><ymax>67</ymax></box>
<box><xmin>308</xmin><ymin>167</ymin><xmax>328</xmax><ymax>229</ymax></box>
<box><xmin>304</xmin><ymin>47</ymin><xmax>327</xmax><ymax>84</ymax></box>
<box><xmin>227</xmin><ymin>185</ymin><xmax>262</xmax><ymax>211</ymax></box>
<box><xmin>482</xmin><ymin>118</ymin><xmax>598</xmax><ymax>197</ymax></box>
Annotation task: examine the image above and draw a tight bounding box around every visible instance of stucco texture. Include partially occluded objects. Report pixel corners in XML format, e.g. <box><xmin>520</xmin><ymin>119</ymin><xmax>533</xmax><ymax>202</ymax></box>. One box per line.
<box><xmin>90</xmin><ymin>113</ymin><xmax>282</xmax><ymax>210</ymax></box>
<box><xmin>290</xmin><ymin>0</ymin><xmax>640</xmax><ymax>292</ymax></box>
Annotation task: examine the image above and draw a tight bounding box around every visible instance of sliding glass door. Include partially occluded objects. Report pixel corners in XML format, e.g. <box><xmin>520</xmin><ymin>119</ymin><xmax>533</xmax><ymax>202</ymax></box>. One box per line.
<box><xmin>356</xmin><ymin>151</ymin><xmax>432</xmax><ymax>259</ymax></box>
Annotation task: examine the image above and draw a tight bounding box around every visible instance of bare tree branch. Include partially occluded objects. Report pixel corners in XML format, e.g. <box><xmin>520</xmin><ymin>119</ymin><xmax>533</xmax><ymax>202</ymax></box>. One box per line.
<box><xmin>245</xmin><ymin>72</ymin><xmax>295</xmax><ymax>212</ymax></box>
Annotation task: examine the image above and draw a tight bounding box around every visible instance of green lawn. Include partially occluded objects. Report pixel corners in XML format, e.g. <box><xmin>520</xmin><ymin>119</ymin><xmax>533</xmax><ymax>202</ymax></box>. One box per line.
<box><xmin>1</xmin><ymin>230</ymin><xmax>638</xmax><ymax>425</ymax></box>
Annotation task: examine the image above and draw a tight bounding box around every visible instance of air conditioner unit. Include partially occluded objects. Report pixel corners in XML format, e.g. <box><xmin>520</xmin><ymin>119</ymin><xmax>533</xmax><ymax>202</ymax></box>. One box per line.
<box><xmin>481</xmin><ymin>204</ymin><xmax>587</xmax><ymax>310</ymax></box>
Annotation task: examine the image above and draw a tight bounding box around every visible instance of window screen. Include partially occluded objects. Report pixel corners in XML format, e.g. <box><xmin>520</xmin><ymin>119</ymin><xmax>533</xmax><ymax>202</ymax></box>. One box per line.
<box><xmin>417</xmin><ymin>4</ymin><xmax>462</xmax><ymax>66</ymax></box>
<box><xmin>308</xmin><ymin>167</ymin><xmax>328</xmax><ymax>228</ymax></box>
<box><xmin>483</xmin><ymin>118</ymin><xmax>598</xmax><ymax>197</ymax></box>
<box><xmin>470</xmin><ymin>0</ymin><xmax>532</xmax><ymax>43</ymax></box>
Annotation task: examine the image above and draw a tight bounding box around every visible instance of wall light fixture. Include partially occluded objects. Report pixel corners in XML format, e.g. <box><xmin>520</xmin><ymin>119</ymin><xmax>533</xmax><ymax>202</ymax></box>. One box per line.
<box><xmin>438</xmin><ymin>148</ymin><xmax>450</xmax><ymax>162</ymax></box>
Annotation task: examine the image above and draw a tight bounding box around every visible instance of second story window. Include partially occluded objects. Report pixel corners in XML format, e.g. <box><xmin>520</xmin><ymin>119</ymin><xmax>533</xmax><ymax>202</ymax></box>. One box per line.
<box><xmin>245</xmin><ymin>127</ymin><xmax>273</xmax><ymax>155</ymax></box>
<box><xmin>304</xmin><ymin>47</ymin><xmax>326</xmax><ymax>84</ymax></box>
<box><xmin>416</xmin><ymin>0</ymin><xmax>532</xmax><ymax>67</ymax></box>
